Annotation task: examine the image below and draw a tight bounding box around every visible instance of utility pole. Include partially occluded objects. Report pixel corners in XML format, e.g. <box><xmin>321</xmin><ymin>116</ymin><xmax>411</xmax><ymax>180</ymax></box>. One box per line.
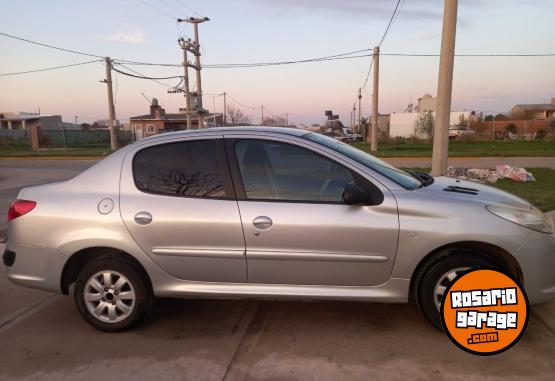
<box><xmin>285</xmin><ymin>113</ymin><xmax>289</xmax><ymax>127</ymax></box>
<box><xmin>261</xmin><ymin>105</ymin><xmax>264</xmax><ymax>125</ymax></box>
<box><xmin>358</xmin><ymin>88</ymin><xmax>362</xmax><ymax>137</ymax></box>
<box><xmin>352</xmin><ymin>103</ymin><xmax>356</xmax><ymax>131</ymax></box>
<box><xmin>371</xmin><ymin>47</ymin><xmax>379</xmax><ymax>152</ymax></box>
<box><xmin>178</xmin><ymin>17</ymin><xmax>209</xmax><ymax>129</ymax></box>
<box><xmin>178</xmin><ymin>38</ymin><xmax>193</xmax><ymax>129</ymax></box>
<box><xmin>431</xmin><ymin>0</ymin><xmax>458</xmax><ymax>176</ymax></box>
<box><xmin>223</xmin><ymin>92</ymin><xmax>227</xmax><ymax>126</ymax></box>
<box><xmin>103</xmin><ymin>57</ymin><xmax>118</xmax><ymax>150</ymax></box>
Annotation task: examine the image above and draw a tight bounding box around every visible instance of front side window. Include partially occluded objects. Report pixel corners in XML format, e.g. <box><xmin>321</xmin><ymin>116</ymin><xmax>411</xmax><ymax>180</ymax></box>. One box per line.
<box><xmin>235</xmin><ymin>139</ymin><xmax>355</xmax><ymax>202</ymax></box>
<box><xmin>302</xmin><ymin>132</ymin><xmax>422</xmax><ymax>190</ymax></box>
<box><xmin>133</xmin><ymin>140</ymin><xmax>225</xmax><ymax>198</ymax></box>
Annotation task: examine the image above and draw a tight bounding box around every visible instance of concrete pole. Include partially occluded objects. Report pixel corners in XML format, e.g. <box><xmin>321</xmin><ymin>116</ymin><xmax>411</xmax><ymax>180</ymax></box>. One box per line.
<box><xmin>371</xmin><ymin>47</ymin><xmax>379</xmax><ymax>151</ymax></box>
<box><xmin>223</xmin><ymin>92</ymin><xmax>227</xmax><ymax>126</ymax></box>
<box><xmin>358</xmin><ymin>88</ymin><xmax>362</xmax><ymax>137</ymax></box>
<box><xmin>104</xmin><ymin>57</ymin><xmax>118</xmax><ymax>150</ymax></box>
<box><xmin>431</xmin><ymin>0</ymin><xmax>458</xmax><ymax>176</ymax></box>
<box><xmin>192</xmin><ymin>22</ymin><xmax>204</xmax><ymax>129</ymax></box>
<box><xmin>181</xmin><ymin>45</ymin><xmax>192</xmax><ymax>130</ymax></box>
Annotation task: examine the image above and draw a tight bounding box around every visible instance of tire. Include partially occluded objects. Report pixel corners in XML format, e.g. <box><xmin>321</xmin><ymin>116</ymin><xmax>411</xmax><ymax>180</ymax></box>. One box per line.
<box><xmin>416</xmin><ymin>253</ymin><xmax>495</xmax><ymax>330</ymax></box>
<box><xmin>74</xmin><ymin>255</ymin><xmax>152</xmax><ymax>332</ymax></box>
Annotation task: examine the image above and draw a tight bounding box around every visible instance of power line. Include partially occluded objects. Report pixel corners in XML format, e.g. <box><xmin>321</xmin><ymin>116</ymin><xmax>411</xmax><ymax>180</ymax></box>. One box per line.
<box><xmin>136</xmin><ymin>0</ymin><xmax>177</xmax><ymax>20</ymax></box>
<box><xmin>112</xmin><ymin>62</ymin><xmax>183</xmax><ymax>89</ymax></box>
<box><xmin>226</xmin><ymin>94</ymin><xmax>256</xmax><ymax>109</ymax></box>
<box><xmin>2</xmin><ymin>31</ymin><xmax>553</xmax><ymax>72</ymax></box>
<box><xmin>156</xmin><ymin>0</ymin><xmax>184</xmax><ymax>15</ymax></box>
<box><xmin>112</xmin><ymin>65</ymin><xmax>182</xmax><ymax>80</ymax></box>
<box><xmin>360</xmin><ymin>0</ymin><xmax>402</xmax><ymax>90</ymax></box>
<box><xmin>170</xmin><ymin>0</ymin><xmax>201</xmax><ymax>16</ymax></box>
<box><xmin>0</xmin><ymin>59</ymin><xmax>101</xmax><ymax>77</ymax></box>
<box><xmin>378</xmin><ymin>0</ymin><xmax>402</xmax><ymax>47</ymax></box>
<box><xmin>0</xmin><ymin>31</ymin><xmax>103</xmax><ymax>58</ymax></box>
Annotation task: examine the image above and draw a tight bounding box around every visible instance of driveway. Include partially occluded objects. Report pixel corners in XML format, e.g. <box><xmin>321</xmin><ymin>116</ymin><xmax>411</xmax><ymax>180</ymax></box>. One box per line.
<box><xmin>1</xmin><ymin>159</ymin><xmax>554</xmax><ymax>380</ymax></box>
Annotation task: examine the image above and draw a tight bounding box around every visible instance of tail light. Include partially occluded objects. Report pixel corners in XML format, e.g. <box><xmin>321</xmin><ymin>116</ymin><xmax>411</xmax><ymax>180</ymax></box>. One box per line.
<box><xmin>7</xmin><ymin>199</ymin><xmax>36</xmax><ymax>222</ymax></box>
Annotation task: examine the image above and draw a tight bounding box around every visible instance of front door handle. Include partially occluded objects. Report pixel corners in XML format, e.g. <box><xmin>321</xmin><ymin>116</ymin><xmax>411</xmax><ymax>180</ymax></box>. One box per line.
<box><xmin>134</xmin><ymin>211</ymin><xmax>152</xmax><ymax>225</ymax></box>
<box><xmin>253</xmin><ymin>216</ymin><xmax>273</xmax><ymax>230</ymax></box>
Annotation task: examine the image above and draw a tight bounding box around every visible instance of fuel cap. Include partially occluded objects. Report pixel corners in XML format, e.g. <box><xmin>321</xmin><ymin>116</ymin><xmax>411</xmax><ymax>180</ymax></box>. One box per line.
<box><xmin>98</xmin><ymin>198</ymin><xmax>114</xmax><ymax>214</ymax></box>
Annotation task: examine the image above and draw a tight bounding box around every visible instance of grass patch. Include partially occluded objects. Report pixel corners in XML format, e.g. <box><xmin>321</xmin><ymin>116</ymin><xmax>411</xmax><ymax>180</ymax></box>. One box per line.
<box><xmin>402</xmin><ymin>167</ymin><xmax>555</xmax><ymax>212</ymax></box>
<box><xmin>352</xmin><ymin>140</ymin><xmax>555</xmax><ymax>158</ymax></box>
<box><xmin>489</xmin><ymin>168</ymin><xmax>555</xmax><ymax>212</ymax></box>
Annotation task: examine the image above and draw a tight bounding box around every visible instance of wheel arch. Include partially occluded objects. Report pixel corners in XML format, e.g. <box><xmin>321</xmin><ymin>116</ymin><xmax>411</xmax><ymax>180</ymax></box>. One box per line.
<box><xmin>409</xmin><ymin>240</ymin><xmax>523</xmax><ymax>300</ymax></box>
<box><xmin>60</xmin><ymin>246</ymin><xmax>153</xmax><ymax>295</ymax></box>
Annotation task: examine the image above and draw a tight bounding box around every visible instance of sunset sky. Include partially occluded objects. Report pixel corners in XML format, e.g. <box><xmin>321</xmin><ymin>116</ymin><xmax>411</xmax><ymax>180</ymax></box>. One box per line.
<box><xmin>1</xmin><ymin>0</ymin><xmax>553</xmax><ymax>125</ymax></box>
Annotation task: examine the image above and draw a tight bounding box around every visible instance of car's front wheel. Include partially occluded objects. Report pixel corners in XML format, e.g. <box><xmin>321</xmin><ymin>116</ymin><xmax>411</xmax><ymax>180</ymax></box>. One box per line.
<box><xmin>417</xmin><ymin>254</ymin><xmax>495</xmax><ymax>329</ymax></box>
<box><xmin>74</xmin><ymin>256</ymin><xmax>152</xmax><ymax>332</ymax></box>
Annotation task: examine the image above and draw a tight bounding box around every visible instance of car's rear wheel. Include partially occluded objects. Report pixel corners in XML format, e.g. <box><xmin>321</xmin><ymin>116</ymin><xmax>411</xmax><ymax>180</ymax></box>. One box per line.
<box><xmin>417</xmin><ymin>254</ymin><xmax>495</xmax><ymax>330</ymax></box>
<box><xmin>74</xmin><ymin>256</ymin><xmax>152</xmax><ymax>332</ymax></box>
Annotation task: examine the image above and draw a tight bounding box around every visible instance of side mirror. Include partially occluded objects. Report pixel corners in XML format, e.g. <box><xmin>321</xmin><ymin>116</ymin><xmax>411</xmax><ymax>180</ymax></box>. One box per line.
<box><xmin>342</xmin><ymin>184</ymin><xmax>383</xmax><ymax>206</ymax></box>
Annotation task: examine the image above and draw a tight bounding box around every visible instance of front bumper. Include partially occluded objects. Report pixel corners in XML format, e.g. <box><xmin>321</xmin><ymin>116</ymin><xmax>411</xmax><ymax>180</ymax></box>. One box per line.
<box><xmin>4</xmin><ymin>243</ymin><xmax>67</xmax><ymax>293</ymax></box>
<box><xmin>514</xmin><ymin>229</ymin><xmax>555</xmax><ymax>304</ymax></box>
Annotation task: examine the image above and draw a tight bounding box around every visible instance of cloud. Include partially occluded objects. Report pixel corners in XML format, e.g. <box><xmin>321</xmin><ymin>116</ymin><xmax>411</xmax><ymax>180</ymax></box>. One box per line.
<box><xmin>102</xmin><ymin>30</ymin><xmax>145</xmax><ymax>44</ymax></box>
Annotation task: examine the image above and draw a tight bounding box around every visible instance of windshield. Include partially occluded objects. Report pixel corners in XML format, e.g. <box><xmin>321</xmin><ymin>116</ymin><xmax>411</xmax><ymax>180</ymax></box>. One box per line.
<box><xmin>303</xmin><ymin>132</ymin><xmax>422</xmax><ymax>190</ymax></box>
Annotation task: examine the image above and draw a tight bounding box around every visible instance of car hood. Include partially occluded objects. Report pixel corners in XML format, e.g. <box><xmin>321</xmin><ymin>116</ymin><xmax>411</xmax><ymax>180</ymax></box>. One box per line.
<box><xmin>419</xmin><ymin>176</ymin><xmax>532</xmax><ymax>210</ymax></box>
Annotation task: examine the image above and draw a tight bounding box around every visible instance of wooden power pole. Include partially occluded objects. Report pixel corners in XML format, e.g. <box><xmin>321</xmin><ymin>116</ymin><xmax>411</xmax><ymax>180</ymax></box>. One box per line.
<box><xmin>432</xmin><ymin>0</ymin><xmax>458</xmax><ymax>176</ymax></box>
<box><xmin>371</xmin><ymin>47</ymin><xmax>379</xmax><ymax>152</ymax></box>
<box><xmin>103</xmin><ymin>57</ymin><xmax>118</xmax><ymax>150</ymax></box>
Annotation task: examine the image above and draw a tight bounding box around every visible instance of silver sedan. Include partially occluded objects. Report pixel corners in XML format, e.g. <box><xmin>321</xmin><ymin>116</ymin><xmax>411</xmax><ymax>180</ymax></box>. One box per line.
<box><xmin>3</xmin><ymin>127</ymin><xmax>555</xmax><ymax>331</ymax></box>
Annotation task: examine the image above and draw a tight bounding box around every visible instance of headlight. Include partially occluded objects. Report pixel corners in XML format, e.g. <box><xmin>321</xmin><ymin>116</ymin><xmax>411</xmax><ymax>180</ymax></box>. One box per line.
<box><xmin>486</xmin><ymin>205</ymin><xmax>553</xmax><ymax>234</ymax></box>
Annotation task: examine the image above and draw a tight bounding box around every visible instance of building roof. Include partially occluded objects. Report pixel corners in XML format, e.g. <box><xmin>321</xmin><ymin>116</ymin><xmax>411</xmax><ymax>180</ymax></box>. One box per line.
<box><xmin>513</xmin><ymin>104</ymin><xmax>555</xmax><ymax>111</ymax></box>
<box><xmin>130</xmin><ymin>112</ymin><xmax>222</xmax><ymax>121</ymax></box>
<box><xmin>0</xmin><ymin>114</ymin><xmax>57</xmax><ymax>121</ymax></box>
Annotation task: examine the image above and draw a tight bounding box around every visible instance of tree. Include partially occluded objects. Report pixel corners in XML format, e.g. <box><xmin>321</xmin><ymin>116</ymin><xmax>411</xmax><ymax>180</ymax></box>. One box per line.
<box><xmin>415</xmin><ymin>111</ymin><xmax>434</xmax><ymax>138</ymax></box>
<box><xmin>262</xmin><ymin>116</ymin><xmax>286</xmax><ymax>127</ymax></box>
<box><xmin>505</xmin><ymin>123</ymin><xmax>517</xmax><ymax>134</ymax></box>
<box><xmin>226</xmin><ymin>103</ymin><xmax>250</xmax><ymax>126</ymax></box>
<box><xmin>484</xmin><ymin>114</ymin><xmax>494</xmax><ymax>122</ymax></box>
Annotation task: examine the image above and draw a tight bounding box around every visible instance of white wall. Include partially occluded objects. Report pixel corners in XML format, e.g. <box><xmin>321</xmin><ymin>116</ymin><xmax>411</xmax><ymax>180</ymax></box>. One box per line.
<box><xmin>390</xmin><ymin>111</ymin><xmax>471</xmax><ymax>138</ymax></box>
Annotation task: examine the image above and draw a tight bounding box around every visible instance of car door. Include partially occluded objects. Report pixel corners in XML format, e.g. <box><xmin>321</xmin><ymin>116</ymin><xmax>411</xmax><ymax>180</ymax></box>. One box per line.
<box><xmin>119</xmin><ymin>136</ymin><xmax>246</xmax><ymax>283</ymax></box>
<box><xmin>226</xmin><ymin>136</ymin><xmax>399</xmax><ymax>287</ymax></box>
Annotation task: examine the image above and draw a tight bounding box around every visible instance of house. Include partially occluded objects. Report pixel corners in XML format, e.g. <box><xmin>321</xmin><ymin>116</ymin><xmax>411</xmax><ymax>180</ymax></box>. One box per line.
<box><xmin>389</xmin><ymin>111</ymin><xmax>472</xmax><ymax>138</ymax></box>
<box><xmin>129</xmin><ymin>99</ymin><xmax>223</xmax><ymax>139</ymax></box>
<box><xmin>0</xmin><ymin>112</ymin><xmax>62</xmax><ymax>130</ymax></box>
<box><xmin>511</xmin><ymin>98</ymin><xmax>555</xmax><ymax>120</ymax></box>
<box><xmin>417</xmin><ymin>94</ymin><xmax>436</xmax><ymax>112</ymax></box>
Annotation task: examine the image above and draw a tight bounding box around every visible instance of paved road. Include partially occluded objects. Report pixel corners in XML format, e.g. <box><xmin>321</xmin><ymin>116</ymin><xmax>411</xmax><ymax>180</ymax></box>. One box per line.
<box><xmin>1</xmin><ymin>159</ymin><xmax>554</xmax><ymax>380</ymax></box>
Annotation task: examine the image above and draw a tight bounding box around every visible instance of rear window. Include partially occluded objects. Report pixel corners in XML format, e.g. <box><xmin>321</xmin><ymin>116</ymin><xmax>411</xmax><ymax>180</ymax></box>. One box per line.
<box><xmin>133</xmin><ymin>140</ymin><xmax>225</xmax><ymax>198</ymax></box>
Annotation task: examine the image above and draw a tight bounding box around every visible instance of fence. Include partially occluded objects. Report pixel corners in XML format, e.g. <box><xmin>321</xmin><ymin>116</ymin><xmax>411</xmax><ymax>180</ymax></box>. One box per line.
<box><xmin>39</xmin><ymin>130</ymin><xmax>132</xmax><ymax>148</ymax></box>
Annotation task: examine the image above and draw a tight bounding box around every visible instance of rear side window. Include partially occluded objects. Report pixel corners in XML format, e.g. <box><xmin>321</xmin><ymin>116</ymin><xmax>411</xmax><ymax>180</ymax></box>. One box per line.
<box><xmin>133</xmin><ymin>140</ymin><xmax>225</xmax><ymax>198</ymax></box>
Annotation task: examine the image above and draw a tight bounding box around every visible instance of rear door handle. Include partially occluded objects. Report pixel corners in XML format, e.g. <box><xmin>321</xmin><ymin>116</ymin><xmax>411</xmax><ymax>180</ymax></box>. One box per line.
<box><xmin>134</xmin><ymin>211</ymin><xmax>152</xmax><ymax>225</ymax></box>
<box><xmin>253</xmin><ymin>216</ymin><xmax>273</xmax><ymax>230</ymax></box>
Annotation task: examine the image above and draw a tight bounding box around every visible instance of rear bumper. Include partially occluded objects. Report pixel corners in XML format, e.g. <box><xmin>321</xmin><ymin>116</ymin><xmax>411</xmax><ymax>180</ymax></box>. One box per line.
<box><xmin>514</xmin><ymin>230</ymin><xmax>555</xmax><ymax>304</ymax></box>
<box><xmin>4</xmin><ymin>243</ymin><xmax>67</xmax><ymax>293</ymax></box>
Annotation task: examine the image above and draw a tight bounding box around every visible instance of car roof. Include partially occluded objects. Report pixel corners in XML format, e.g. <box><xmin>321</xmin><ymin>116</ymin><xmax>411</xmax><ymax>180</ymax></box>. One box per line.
<box><xmin>139</xmin><ymin>126</ymin><xmax>310</xmax><ymax>143</ymax></box>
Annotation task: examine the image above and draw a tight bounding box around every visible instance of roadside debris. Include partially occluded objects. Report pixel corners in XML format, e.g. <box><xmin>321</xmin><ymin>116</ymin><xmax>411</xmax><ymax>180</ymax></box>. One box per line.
<box><xmin>447</xmin><ymin>165</ymin><xmax>535</xmax><ymax>183</ymax></box>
